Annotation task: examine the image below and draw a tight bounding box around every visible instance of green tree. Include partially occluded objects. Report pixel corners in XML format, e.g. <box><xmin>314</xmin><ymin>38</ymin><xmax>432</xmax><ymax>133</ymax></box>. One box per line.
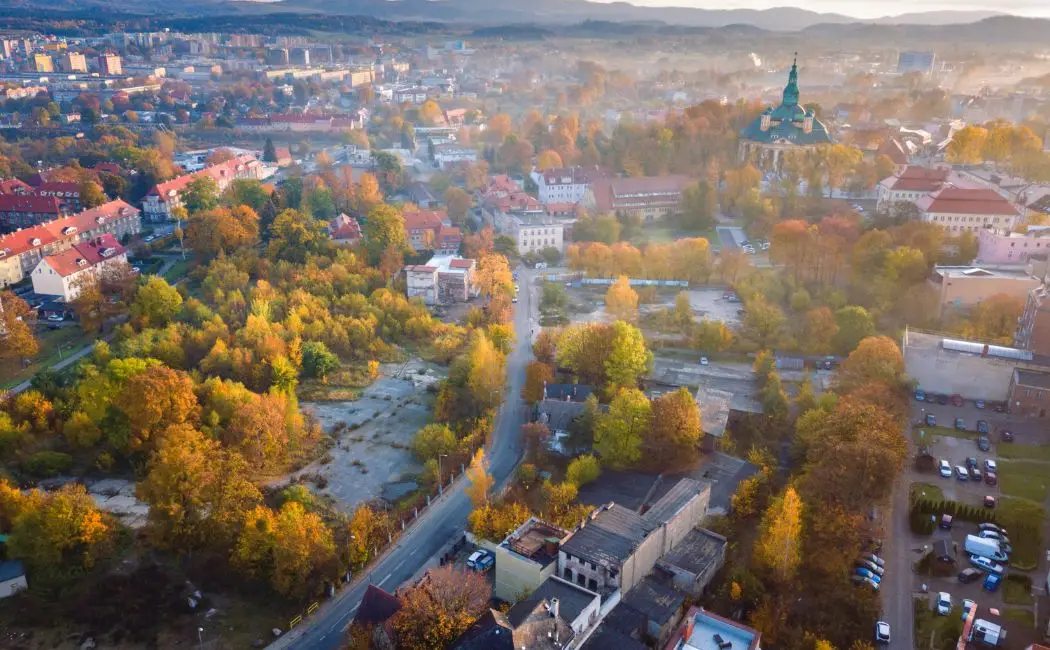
<box><xmin>267</xmin><ymin>209</ymin><xmax>329</xmax><ymax>263</ymax></box>
<box><xmin>223</xmin><ymin>178</ymin><xmax>271</xmax><ymax>213</ymax></box>
<box><xmin>833</xmin><ymin>306</ymin><xmax>875</xmax><ymax>355</ymax></box>
<box><xmin>740</xmin><ymin>295</ymin><xmax>785</xmax><ymax>350</ymax></box>
<box><xmin>647</xmin><ymin>387</ymin><xmax>701</xmax><ymax>466</ymax></box>
<box><xmin>182</xmin><ymin>175</ymin><xmax>220</xmax><ymax>215</ymax></box>
<box><xmin>131</xmin><ymin>276</ymin><xmax>183</xmax><ymax>327</ymax></box>
<box><xmin>363</xmin><ymin>203</ymin><xmax>409</xmax><ymax>265</ymax></box>
<box><xmin>411</xmin><ymin>424</ymin><xmax>457</xmax><ymax>461</ymax></box>
<box><xmin>680</xmin><ymin>179</ymin><xmax>717</xmax><ymax>231</ymax></box>
<box><xmin>262</xmin><ymin>137</ymin><xmax>277</xmax><ymax>163</ymax></box>
<box><xmin>565</xmin><ymin>454</ymin><xmax>601</xmax><ymax>487</ymax></box>
<box><xmin>594</xmin><ymin>387</ymin><xmax>650</xmax><ymax>468</ymax></box>
<box><xmin>301</xmin><ymin>341</ymin><xmax>339</xmax><ymax>383</ymax></box>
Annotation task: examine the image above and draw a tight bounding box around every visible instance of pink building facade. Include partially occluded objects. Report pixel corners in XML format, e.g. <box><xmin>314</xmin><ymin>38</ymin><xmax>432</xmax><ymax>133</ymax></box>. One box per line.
<box><xmin>977</xmin><ymin>227</ymin><xmax>1050</xmax><ymax>265</ymax></box>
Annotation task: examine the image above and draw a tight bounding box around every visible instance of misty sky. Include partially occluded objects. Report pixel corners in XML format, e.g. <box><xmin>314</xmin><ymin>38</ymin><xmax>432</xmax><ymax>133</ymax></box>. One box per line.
<box><xmin>589</xmin><ymin>0</ymin><xmax>1050</xmax><ymax>18</ymax></box>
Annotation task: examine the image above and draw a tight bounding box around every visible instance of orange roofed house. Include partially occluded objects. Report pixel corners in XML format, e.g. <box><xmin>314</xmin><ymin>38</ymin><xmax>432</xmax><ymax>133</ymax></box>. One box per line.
<box><xmin>31</xmin><ymin>233</ymin><xmax>129</xmax><ymax>301</ymax></box>
<box><xmin>402</xmin><ymin>209</ymin><xmax>462</xmax><ymax>254</ymax></box>
<box><xmin>0</xmin><ymin>199</ymin><xmax>140</xmax><ymax>287</ymax></box>
<box><xmin>142</xmin><ymin>155</ymin><xmax>263</xmax><ymax>222</ymax></box>
<box><xmin>585</xmin><ymin>175</ymin><xmax>690</xmax><ymax>222</ymax></box>
<box><xmin>916</xmin><ymin>187</ymin><xmax>1020</xmax><ymax>233</ymax></box>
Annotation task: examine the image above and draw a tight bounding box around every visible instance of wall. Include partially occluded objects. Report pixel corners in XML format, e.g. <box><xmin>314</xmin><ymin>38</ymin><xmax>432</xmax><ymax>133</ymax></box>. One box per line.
<box><xmin>493</xmin><ymin>544</ymin><xmax>554</xmax><ymax>603</ymax></box>
<box><xmin>904</xmin><ymin>344</ymin><xmax>1016</xmax><ymax>401</ymax></box>
<box><xmin>1007</xmin><ymin>377</ymin><xmax>1050</xmax><ymax>418</ymax></box>
<box><xmin>0</xmin><ymin>575</ymin><xmax>27</xmax><ymax>598</ymax></box>
<box><xmin>31</xmin><ymin>260</ymin><xmax>69</xmax><ymax>297</ymax></box>
<box><xmin>977</xmin><ymin>229</ymin><xmax>1050</xmax><ymax>264</ymax></box>
<box><xmin>931</xmin><ymin>274</ymin><xmax>1041</xmax><ymax>315</ymax></box>
<box><xmin>0</xmin><ymin>256</ymin><xmax>22</xmax><ymax>287</ymax></box>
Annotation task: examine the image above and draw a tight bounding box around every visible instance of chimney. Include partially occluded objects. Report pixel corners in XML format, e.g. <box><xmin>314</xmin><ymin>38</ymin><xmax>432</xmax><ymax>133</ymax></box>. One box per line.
<box><xmin>544</xmin><ymin>537</ymin><xmax>559</xmax><ymax>557</ymax></box>
<box><xmin>549</xmin><ymin>598</ymin><xmax>559</xmax><ymax>620</ymax></box>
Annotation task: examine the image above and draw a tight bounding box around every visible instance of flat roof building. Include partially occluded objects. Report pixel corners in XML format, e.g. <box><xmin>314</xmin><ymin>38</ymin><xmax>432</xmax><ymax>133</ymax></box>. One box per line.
<box><xmin>663</xmin><ymin>606</ymin><xmax>761</xmax><ymax>650</ymax></box>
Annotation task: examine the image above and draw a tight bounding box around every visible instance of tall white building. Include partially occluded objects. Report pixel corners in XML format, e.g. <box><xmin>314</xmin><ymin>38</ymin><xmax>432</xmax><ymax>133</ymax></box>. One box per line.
<box><xmin>532</xmin><ymin>167</ymin><xmax>602</xmax><ymax>205</ymax></box>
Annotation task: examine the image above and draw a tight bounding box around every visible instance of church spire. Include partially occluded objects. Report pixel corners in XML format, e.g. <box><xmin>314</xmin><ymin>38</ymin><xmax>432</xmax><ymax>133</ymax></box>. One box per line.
<box><xmin>782</xmin><ymin>52</ymin><xmax>799</xmax><ymax>107</ymax></box>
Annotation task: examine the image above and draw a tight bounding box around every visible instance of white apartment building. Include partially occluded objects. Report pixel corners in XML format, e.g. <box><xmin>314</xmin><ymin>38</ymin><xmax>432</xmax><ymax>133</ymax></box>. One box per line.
<box><xmin>532</xmin><ymin>167</ymin><xmax>600</xmax><ymax>205</ymax></box>
<box><xmin>510</xmin><ymin>216</ymin><xmax>564</xmax><ymax>255</ymax></box>
<box><xmin>31</xmin><ymin>234</ymin><xmax>128</xmax><ymax>301</ymax></box>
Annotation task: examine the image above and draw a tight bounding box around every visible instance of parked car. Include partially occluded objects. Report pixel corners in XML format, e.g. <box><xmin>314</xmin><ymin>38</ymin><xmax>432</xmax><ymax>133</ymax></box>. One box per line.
<box><xmin>700</xmin><ymin>355</ymin><xmax>709</xmax><ymax>366</ymax></box>
<box><xmin>985</xmin><ymin>472</ymin><xmax>998</xmax><ymax>486</ymax></box>
<box><xmin>984</xmin><ymin>573</ymin><xmax>1002</xmax><ymax>592</ymax></box>
<box><xmin>979</xmin><ymin>523</ymin><xmax>1006</xmax><ymax>535</ymax></box>
<box><xmin>856</xmin><ymin>559</ymin><xmax>884</xmax><ymax>575</ymax></box>
<box><xmin>936</xmin><ymin>592</ymin><xmax>952</xmax><ymax>616</ymax></box>
<box><xmin>937</xmin><ymin>394</ymin><xmax>949</xmax><ymax>405</ymax></box>
<box><xmin>951</xmin><ymin>394</ymin><xmax>964</xmax><ymax>406</ymax></box>
<box><xmin>511</xmin><ymin>296</ymin><xmax>518</xmax><ymax>303</ymax></box>
<box><xmin>939</xmin><ymin>460</ymin><xmax>953</xmax><ymax>478</ymax></box>
<box><xmin>961</xmin><ymin>599</ymin><xmax>976</xmax><ymax>620</ymax></box>
<box><xmin>958</xmin><ymin>568</ymin><xmax>984</xmax><ymax>583</ymax></box>
<box><xmin>978</xmin><ymin>530</ymin><xmax>1010</xmax><ymax>546</ymax></box>
<box><xmin>975</xmin><ymin>400</ymin><xmax>986</xmax><ymax>409</ymax></box>
<box><xmin>977</xmin><ymin>436</ymin><xmax>991</xmax><ymax>452</ymax></box>
<box><xmin>994</xmin><ymin>402</ymin><xmax>1006</xmax><ymax>413</ymax></box>
<box><xmin>874</xmin><ymin>621</ymin><xmax>891</xmax><ymax>645</ymax></box>
<box><xmin>955</xmin><ymin>466</ymin><xmax>969</xmax><ymax>481</ymax></box>
<box><xmin>861</xmin><ymin>553</ymin><xmax>885</xmax><ymax>568</ymax></box>
<box><xmin>976</xmin><ymin>420</ymin><xmax>989</xmax><ymax>434</ymax></box>
<box><xmin>969</xmin><ymin>555</ymin><xmax>1004</xmax><ymax>574</ymax></box>
<box><xmin>955</xmin><ymin>417</ymin><xmax>966</xmax><ymax>430</ymax></box>
<box><xmin>144</xmin><ymin>234</ymin><xmax>156</xmax><ymax>243</ymax></box>
<box><xmin>854</xmin><ymin>567</ymin><xmax>881</xmax><ymax>583</ymax></box>
<box><xmin>965</xmin><ymin>457</ymin><xmax>978</xmax><ymax>469</ymax></box>
<box><xmin>984</xmin><ymin>459</ymin><xmax>997</xmax><ymax>473</ymax></box>
<box><xmin>915</xmin><ymin>390</ymin><xmax>926</xmax><ymax>401</ymax></box>
<box><xmin>1000</xmin><ymin>430</ymin><xmax>1014</xmax><ymax>442</ymax></box>
<box><xmin>940</xmin><ymin>514</ymin><xmax>953</xmax><ymax>529</ymax></box>
<box><xmin>970</xmin><ymin>468</ymin><xmax>982</xmax><ymax>482</ymax></box>
<box><xmin>851</xmin><ymin>574</ymin><xmax>880</xmax><ymax>590</ymax></box>
<box><xmin>926</xmin><ymin>413</ymin><xmax>937</xmax><ymax>426</ymax></box>
<box><xmin>45</xmin><ymin>313</ymin><xmax>64</xmax><ymax>322</ymax></box>
<box><xmin>984</xmin><ymin>495</ymin><xmax>997</xmax><ymax>508</ymax></box>
<box><xmin>466</xmin><ymin>550</ymin><xmax>494</xmax><ymax>571</ymax></box>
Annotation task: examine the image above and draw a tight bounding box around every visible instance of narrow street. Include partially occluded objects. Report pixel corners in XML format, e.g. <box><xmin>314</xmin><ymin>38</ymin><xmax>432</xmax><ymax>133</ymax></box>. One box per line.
<box><xmin>271</xmin><ymin>266</ymin><xmax>535</xmax><ymax>650</ymax></box>
<box><xmin>881</xmin><ymin>478</ymin><xmax>915</xmax><ymax>650</ymax></box>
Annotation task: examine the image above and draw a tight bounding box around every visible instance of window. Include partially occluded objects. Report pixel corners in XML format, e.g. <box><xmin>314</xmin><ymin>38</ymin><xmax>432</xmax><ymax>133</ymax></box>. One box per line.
<box><xmin>563</xmin><ymin>568</ymin><xmax>572</xmax><ymax>580</ymax></box>
<box><xmin>576</xmin><ymin>573</ymin><xmax>586</xmax><ymax>587</ymax></box>
<box><xmin>1039</xmin><ymin>391</ymin><xmax>1045</xmax><ymax>400</ymax></box>
<box><xmin>588</xmin><ymin>578</ymin><xmax>598</xmax><ymax>591</ymax></box>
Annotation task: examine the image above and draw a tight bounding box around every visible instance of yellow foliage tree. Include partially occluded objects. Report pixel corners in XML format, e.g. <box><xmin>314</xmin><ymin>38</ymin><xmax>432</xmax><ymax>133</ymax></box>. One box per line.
<box><xmin>605</xmin><ymin>275</ymin><xmax>639</xmax><ymax>322</ymax></box>
<box><xmin>753</xmin><ymin>486</ymin><xmax>803</xmax><ymax>585</ymax></box>
<box><xmin>465</xmin><ymin>449</ymin><xmax>495</xmax><ymax>507</ymax></box>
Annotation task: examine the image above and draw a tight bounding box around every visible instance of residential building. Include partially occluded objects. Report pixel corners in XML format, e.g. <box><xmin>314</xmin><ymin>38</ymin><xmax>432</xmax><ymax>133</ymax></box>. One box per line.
<box><xmin>402</xmin><ymin>209</ymin><xmax>460</xmax><ymax>253</ymax></box>
<box><xmin>1017</xmin><ymin>285</ymin><xmax>1050</xmax><ymax>355</ymax></box>
<box><xmin>98</xmin><ymin>53</ymin><xmax>122</xmax><ymax>76</ymax></box>
<box><xmin>432</xmin><ymin>144</ymin><xmax>477</xmax><ymax>169</ymax></box>
<box><xmin>482</xmin><ymin>175</ymin><xmax>544</xmax><ymax>224</ymax></box>
<box><xmin>917</xmin><ymin>187</ymin><xmax>1021</xmax><ymax>233</ymax></box>
<box><xmin>29</xmin><ymin>182</ymin><xmax>82</xmax><ymax>213</ymax></box>
<box><xmin>31</xmin><ymin>233</ymin><xmax>129</xmax><ymax>301</ymax></box>
<box><xmin>544</xmin><ymin>383</ymin><xmax>594</xmax><ymax>403</ymax></box>
<box><xmin>654</xmin><ymin>527</ymin><xmax>728</xmax><ymax>597</ymax></box>
<box><xmin>929</xmin><ymin>265</ymin><xmax>1042</xmax><ymax>316</ymax></box>
<box><xmin>58</xmin><ymin>51</ymin><xmax>87</xmax><ymax>73</ymax></box>
<box><xmin>619</xmin><ymin>577</ymin><xmax>686</xmax><ymax>647</ymax></box>
<box><xmin>406</xmin><ymin>181</ymin><xmax>438</xmax><ymax>209</ymax></box>
<box><xmin>492</xmin><ymin>517</ymin><xmax>568</xmax><ymax>602</ymax></box>
<box><xmin>0</xmin><ymin>194</ymin><xmax>63</xmax><ymax>230</ymax></box>
<box><xmin>558</xmin><ymin>478</ymin><xmax>710</xmax><ymax>595</ymax></box>
<box><xmin>738</xmin><ymin>55</ymin><xmax>833</xmax><ymax>168</ymax></box>
<box><xmin>977</xmin><ymin>226</ymin><xmax>1050</xmax><ymax>264</ymax></box>
<box><xmin>455</xmin><ymin>576</ymin><xmax>600</xmax><ymax>650</ymax></box>
<box><xmin>327</xmin><ymin>213</ymin><xmax>361</xmax><ymax>246</ymax></box>
<box><xmin>404</xmin><ymin>254</ymin><xmax>476</xmax><ymax>304</ymax></box>
<box><xmin>663</xmin><ymin>606</ymin><xmax>761</xmax><ymax>650</ymax></box>
<box><xmin>587</xmin><ymin>175</ymin><xmax>690</xmax><ymax>221</ymax></box>
<box><xmin>509</xmin><ymin>216</ymin><xmax>564</xmax><ymax>256</ymax></box>
<box><xmin>266</xmin><ymin>48</ymin><xmax>289</xmax><ymax>66</ymax></box>
<box><xmin>0</xmin><ymin>561</ymin><xmax>27</xmax><ymax>599</ymax></box>
<box><xmin>876</xmin><ymin>165</ymin><xmax>958</xmax><ymax>213</ymax></box>
<box><xmin>1007</xmin><ymin>368</ymin><xmax>1050</xmax><ymax>418</ymax></box>
<box><xmin>532</xmin><ymin>167</ymin><xmax>605</xmax><ymax>205</ymax></box>
<box><xmin>31</xmin><ymin>53</ymin><xmax>53</xmax><ymax>73</ymax></box>
<box><xmin>142</xmin><ymin>155</ymin><xmax>263</xmax><ymax>222</ymax></box>
<box><xmin>874</xmin><ymin>137</ymin><xmax>909</xmax><ymax>170</ymax></box>
<box><xmin>351</xmin><ymin>584</ymin><xmax>400</xmax><ymax>650</ymax></box>
<box><xmin>0</xmin><ymin>200</ymin><xmax>141</xmax><ymax>287</ymax></box>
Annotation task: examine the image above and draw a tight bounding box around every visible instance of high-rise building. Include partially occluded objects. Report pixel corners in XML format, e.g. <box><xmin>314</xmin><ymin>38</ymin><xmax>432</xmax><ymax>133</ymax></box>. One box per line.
<box><xmin>98</xmin><ymin>52</ymin><xmax>123</xmax><ymax>76</ymax></box>
<box><xmin>32</xmin><ymin>53</ymin><xmax>54</xmax><ymax>73</ymax></box>
<box><xmin>289</xmin><ymin>47</ymin><xmax>310</xmax><ymax>66</ymax></box>
<box><xmin>59</xmin><ymin>51</ymin><xmax>87</xmax><ymax>73</ymax></box>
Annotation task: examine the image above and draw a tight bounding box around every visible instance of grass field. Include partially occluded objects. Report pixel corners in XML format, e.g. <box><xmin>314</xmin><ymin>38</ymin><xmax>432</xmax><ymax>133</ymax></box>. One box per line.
<box><xmin>997</xmin><ymin>460</ymin><xmax>1050</xmax><ymax>503</ymax></box>
<box><xmin>1003</xmin><ymin>578</ymin><xmax>1034</xmax><ymax>606</ymax></box>
<box><xmin>1002</xmin><ymin>608</ymin><xmax>1035</xmax><ymax>627</ymax></box>
<box><xmin>911</xmin><ymin>425</ymin><xmax>975</xmax><ymax>444</ymax></box>
<box><xmin>162</xmin><ymin>258</ymin><xmax>195</xmax><ymax>283</ymax></box>
<box><xmin>910</xmin><ymin>482</ymin><xmax>945</xmax><ymax>503</ymax></box>
<box><xmin>0</xmin><ymin>326</ymin><xmax>92</xmax><ymax>390</ymax></box>
<box><xmin>997</xmin><ymin>443</ymin><xmax>1050</xmax><ymax>462</ymax></box>
<box><xmin>638</xmin><ymin>225</ymin><xmax>717</xmax><ymax>246</ymax></box>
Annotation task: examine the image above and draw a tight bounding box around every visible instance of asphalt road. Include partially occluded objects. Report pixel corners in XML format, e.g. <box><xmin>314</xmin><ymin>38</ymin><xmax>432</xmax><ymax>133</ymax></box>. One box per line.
<box><xmin>271</xmin><ymin>267</ymin><xmax>534</xmax><ymax>650</ymax></box>
<box><xmin>881</xmin><ymin>477</ymin><xmax>914</xmax><ymax>650</ymax></box>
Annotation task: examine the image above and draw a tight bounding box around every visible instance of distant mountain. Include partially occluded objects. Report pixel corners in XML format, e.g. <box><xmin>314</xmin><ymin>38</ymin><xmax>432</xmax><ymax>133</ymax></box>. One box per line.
<box><xmin>0</xmin><ymin>0</ymin><xmax>1011</xmax><ymax>31</ymax></box>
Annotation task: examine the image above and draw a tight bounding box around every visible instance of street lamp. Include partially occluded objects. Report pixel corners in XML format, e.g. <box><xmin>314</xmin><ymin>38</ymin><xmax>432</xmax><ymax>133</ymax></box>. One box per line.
<box><xmin>197</xmin><ymin>626</ymin><xmax>203</xmax><ymax>650</ymax></box>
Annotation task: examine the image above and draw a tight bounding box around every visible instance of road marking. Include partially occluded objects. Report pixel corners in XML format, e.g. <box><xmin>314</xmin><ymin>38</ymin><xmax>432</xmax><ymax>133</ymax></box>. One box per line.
<box><xmin>394</xmin><ymin>558</ymin><xmax>406</xmax><ymax>571</ymax></box>
<box><xmin>378</xmin><ymin>572</ymin><xmax>393</xmax><ymax>587</ymax></box>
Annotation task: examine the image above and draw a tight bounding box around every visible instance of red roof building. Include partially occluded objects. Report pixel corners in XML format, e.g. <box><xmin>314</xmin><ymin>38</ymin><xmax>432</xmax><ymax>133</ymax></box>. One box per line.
<box><xmin>403</xmin><ymin>209</ymin><xmax>447</xmax><ymax>251</ymax></box>
<box><xmin>0</xmin><ymin>194</ymin><xmax>64</xmax><ymax>230</ymax></box>
<box><xmin>328</xmin><ymin>213</ymin><xmax>362</xmax><ymax>246</ymax></box>
<box><xmin>0</xmin><ymin>179</ymin><xmax>31</xmax><ymax>194</ymax></box>
<box><xmin>588</xmin><ymin>175</ymin><xmax>690</xmax><ymax>220</ymax></box>
<box><xmin>142</xmin><ymin>155</ymin><xmax>263</xmax><ymax>222</ymax></box>
<box><xmin>916</xmin><ymin>186</ymin><xmax>1021</xmax><ymax>233</ymax></box>
<box><xmin>31</xmin><ymin>233</ymin><xmax>129</xmax><ymax>301</ymax></box>
<box><xmin>435</xmin><ymin>225</ymin><xmax>462</xmax><ymax>254</ymax></box>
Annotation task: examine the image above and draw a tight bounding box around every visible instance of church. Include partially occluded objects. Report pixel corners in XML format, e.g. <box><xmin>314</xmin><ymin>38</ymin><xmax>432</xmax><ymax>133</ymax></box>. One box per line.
<box><xmin>739</xmin><ymin>55</ymin><xmax>833</xmax><ymax>168</ymax></box>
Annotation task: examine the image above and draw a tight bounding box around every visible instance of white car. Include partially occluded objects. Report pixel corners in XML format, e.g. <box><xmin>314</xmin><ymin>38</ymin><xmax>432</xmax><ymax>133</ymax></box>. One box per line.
<box><xmin>938</xmin><ymin>460</ymin><xmax>952</xmax><ymax>478</ymax></box>
<box><xmin>144</xmin><ymin>235</ymin><xmax>156</xmax><ymax>242</ymax></box>
<box><xmin>936</xmin><ymin>592</ymin><xmax>952</xmax><ymax>616</ymax></box>
<box><xmin>969</xmin><ymin>555</ymin><xmax>1004</xmax><ymax>575</ymax></box>
<box><xmin>700</xmin><ymin>356</ymin><xmax>709</xmax><ymax>366</ymax></box>
<box><xmin>511</xmin><ymin>296</ymin><xmax>518</xmax><ymax>303</ymax></box>
<box><xmin>875</xmin><ymin>621</ymin><xmax>890</xmax><ymax>645</ymax></box>
<box><xmin>984</xmin><ymin>459</ymin><xmax>997</xmax><ymax>473</ymax></box>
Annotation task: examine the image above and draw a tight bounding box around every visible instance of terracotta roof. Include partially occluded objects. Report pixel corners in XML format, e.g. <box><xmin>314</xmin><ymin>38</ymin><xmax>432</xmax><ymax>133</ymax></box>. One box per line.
<box><xmin>449</xmin><ymin>258</ymin><xmax>474</xmax><ymax>269</ymax></box>
<box><xmin>147</xmin><ymin>155</ymin><xmax>259</xmax><ymax>199</ymax></box>
<box><xmin>917</xmin><ymin>187</ymin><xmax>1019</xmax><ymax>216</ymax></box>
<box><xmin>328</xmin><ymin>213</ymin><xmax>362</xmax><ymax>240</ymax></box>
<box><xmin>33</xmin><ymin>182</ymin><xmax>80</xmax><ymax>198</ymax></box>
<box><xmin>403</xmin><ymin>209</ymin><xmax>445</xmax><ymax>232</ymax></box>
<box><xmin>876</xmin><ymin>138</ymin><xmax>909</xmax><ymax>165</ymax></box>
<box><xmin>591</xmin><ymin>175</ymin><xmax>689</xmax><ymax>212</ymax></box>
<box><xmin>0</xmin><ymin>193</ymin><xmax>62</xmax><ymax>215</ymax></box>
<box><xmin>404</xmin><ymin>265</ymin><xmax>437</xmax><ymax>272</ymax></box>
<box><xmin>882</xmin><ymin>165</ymin><xmax>950</xmax><ymax>191</ymax></box>
<box><xmin>0</xmin><ymin>199</ymin><xmax>138</xmax><ymax>258</ymax></box>
<box><xmin>437</xmin><ymin>225</ymin><xmax>461</xmax><ymax>242</ymax></box>
<box><xmin>42</xmin><ymin>233</ymin><xmax>126</xmax><ymax>277</ymax></box>
<box><xmin>92</xmin><ymin>162</ymin><xmax>124</xmax><ymax>175</ymax></box>
<box><xmin>0</xmin><ymin>179</ymin><xmax>31</xmax><ymax>194</ymax></box>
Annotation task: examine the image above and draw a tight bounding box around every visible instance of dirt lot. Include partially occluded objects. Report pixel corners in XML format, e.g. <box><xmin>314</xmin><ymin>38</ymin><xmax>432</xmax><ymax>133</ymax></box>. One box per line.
<box><xmin>289</xmin><ymin>364</ymin><xmax>446</xmax><ymax>513</ymax></box>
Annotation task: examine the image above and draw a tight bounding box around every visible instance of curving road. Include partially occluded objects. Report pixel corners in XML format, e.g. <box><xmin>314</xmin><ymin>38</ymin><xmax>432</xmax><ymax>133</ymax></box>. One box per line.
<box><xmin>269</xmin><ymin>267</ymin><xmax>535</xmax><ymax>650</ymax></box>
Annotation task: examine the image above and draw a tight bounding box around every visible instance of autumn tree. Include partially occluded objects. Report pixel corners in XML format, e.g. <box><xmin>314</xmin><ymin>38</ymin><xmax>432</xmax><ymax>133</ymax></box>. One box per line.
<box><xmin>348</xmin><ymin>504</ymin><xmax>392</xmax><ymax>570</ymax></box>
<box><xmin>78</xmin><ymin>179</ymin><xmax>108</xmax><ymax>208</ymax></box>
<box><xmin>646</xmin><ymin>387</ymin><xmax>701</xmax><ymax>467</ymax></box>
<box><xmin>835</xmin><ymin>336</ymin><xmax>906</xmax><ymax>392</ymax></box>
<box><xmin>523</xmin><ymin>361</ymin><xmax>554</xmax><ymax>403</ymax></box>
<box><xmin>185</xmin><ymin>205</ymin><xmax>260</xmax><ymax>258</ymax></box>
<box><xmin>137</xmin><ymin>424</ymin><xmax>262</xmax><ymax>552</ymax></box>
<box><xmin>740</xmin><ymin>295</ymin><xmax>785</xmax><ymax>350</ymax></box>
<box><xmin>594</xmin><ymin>387</ymin><xmax>650</xmax><ymax>468</ymax></box>
<box><xmin>267</xmin><ymin>208</ymin><xmax>330</xmax><ymax>263</ymax></box>
<box><xmin>131</xmin><ymin>276</ymin><xmax>183</xmax><ymax>327</ymax></box>
<box><xmin>233</xmin><ymin>501</ymin><xmax>335</xmax><ymax>597</ymax></box>
<box><xmin>959</xmin><ymin>293</ymin><xmax>1024</xmax><ymax>343</ymax></box>
<box><xmin>113</xmin><ymin>366</ymin><xmax>199</xmax><ymax>452</ymax></box>
<box><xmin>0</xmin><ymin>291</ymin><xmax>39</xmax><ymax>367</ymax></box>
<box><xmin>465</xmin><ymin>449</ymin><xmax>494</xmax><ymax>507</ymax></box>
<box><xmin>474</xmin><ymin>253</ymin><xmax>513</xmax><ymax>299</ymax></box>
<box><xmin>353</xmin><ymin>172</ymin><xmax>383</xmax><ymax>214</ymax></box>
<box><xmin>444</xmin><ymin>187</ymin><xmax>472</xmax><ymax>225</ymax></box>
<box><xmin>536</xmin><ymin>149</ymin><xmax>563</xmax><ymax>170</ymax></box>
<box><xmin>182</xmin><ymin>175</ymin><xmax>220</xmax><ymax>214</ymax></box>
<box><xmin>411</xmin><ymin>424</ymin><xmax>457</xmax><ymax>461</ymax></box>
<box><xmin>390</xmin><ymin>565</ymin><xmax>490</xmax><ymax>650</ymax></box>
<box><xmin>5</xmin><ymin>484</ymin><xmax>113</xmax><ymax>577</ymax></box>
<box><xmin>364</xmin><ymin>203</ymin><xmax>409</xmax><ymax>265</ymax></box>
<box><xmin>468</xmin><ymin>500</ymin><xmax>531</xmax><ymax>542</ymax></box>
<box><xmin>565</xmin><ymin>454</ymin><xmax>601</xmax><ymax>487</ymax></box>
<box><xmin>693</xmin><ymin>319</ymin><xmax>733</xmax><ymax>353</ymax></box>
<box><xmin>754</xmin><ymin>486</ymin><xmax>803</xmax><ymax>585</ymax></box>
<box><xmin>605</xmin><ymin>275</ymin><xmax>639</xmax><ymax>322</ymax></box>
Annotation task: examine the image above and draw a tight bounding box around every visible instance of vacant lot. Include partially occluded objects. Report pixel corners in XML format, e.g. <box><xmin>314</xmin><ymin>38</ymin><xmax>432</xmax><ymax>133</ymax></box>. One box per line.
<box><xmin>997</xmin><ymin>460</ymin><xmax>1050</xmax><ymax>503</ymax></box>
<box><xmin>997</xmin><ymin>443</ymin><xmax>1050</xmax><ymax>462</ymax></box>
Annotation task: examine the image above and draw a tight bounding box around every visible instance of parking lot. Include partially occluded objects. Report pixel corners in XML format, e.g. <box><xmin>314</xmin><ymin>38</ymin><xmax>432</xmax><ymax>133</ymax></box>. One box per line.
<box><xmin>889</xmin><ymin>395</ymin><xmax>1050</xmax><ymax>648</ymax></box>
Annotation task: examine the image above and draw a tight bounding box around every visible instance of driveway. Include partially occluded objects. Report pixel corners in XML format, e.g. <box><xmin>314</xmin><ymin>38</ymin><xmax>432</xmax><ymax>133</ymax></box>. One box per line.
<box><xmin>270</xmin><ymin>268</ymin><xmax>535</xmax><ymax>650</ymax></box>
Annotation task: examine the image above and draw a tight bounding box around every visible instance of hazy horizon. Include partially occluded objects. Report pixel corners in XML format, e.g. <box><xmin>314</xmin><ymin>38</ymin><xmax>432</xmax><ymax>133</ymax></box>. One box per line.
<box><xmin>588</xmin><ymin>0</ymin><xmax>1050</xmax><ymax>18</ymax></box>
